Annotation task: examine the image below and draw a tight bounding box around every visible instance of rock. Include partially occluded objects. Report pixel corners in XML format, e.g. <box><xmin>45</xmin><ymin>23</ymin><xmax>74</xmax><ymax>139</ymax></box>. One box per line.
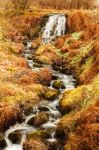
<box><xmin>27</xmin><ymin>116</ymin><xmax>35</xmax><ymax>126</ymax></box>
<box><xmin>23</xmin><ymin>41</ymin><xmax>28</xmax><ymax>46</ymax></box>
<box><xmin>44</xmin><ymin>89</ymin><xmax>58</xmax><ymax>101</ymax></box>
<box><xmin>38</xmin><ymin>106</ymin><xmax>50</xmax><ymax>112</ymax></box>
<box><xmin>47</xmin><ymin>140</ymin><xmax>64</xmax><ymax>150</ymax></box>
<box><xmin>23</xmin><ymin>139</ymin><xmax>48</xmax><ymax>150</ymax></box>
<box><xmin>55</xmin><ymin>123</ymin><xmax>66</xmax><ymax>140</ymax></box>
<box><xmin>0</xmin><ymin>134</ymin><xmax>7</xmax><ymax>148</ymax></box>
<box><xmin>52</xmin><ymin>75</ymin><xmax>59</xmax><ymax>80</ymax></box>
<box><xmin>28</xmin><ymin>130</ymin><xmax>50</xmax><ymax>140</ymax></box>
<box><xmin>33</xmin><ymin>63</ymin><xmax>42</xmax><ymax>68</ymax></box>
<box><xmin>24</xmin><ymin>105</ymin><xmax>33</xmax><ymax>115</ymax></box>
<box><xmin>52</xmin><ymin>80</ymin><xmax>65</xmax><ymax>89</ymax></box>
<box><xmin>27</xmin><ymin>112</ymin><xmax>49</xmax><ymax>127</ymax></box>
<box><xmin>8</xmin><ymin>130</ymin><xmax>22</xmax><ymax>144</ymax></box>
<box><xmin>27</xmin><ymin>56</ymin><xmax>33</xmax><ymax>60</ymax></box>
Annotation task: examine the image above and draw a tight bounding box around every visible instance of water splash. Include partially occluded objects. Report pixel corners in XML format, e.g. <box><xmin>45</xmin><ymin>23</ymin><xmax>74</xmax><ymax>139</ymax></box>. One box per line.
<box><xmin>42</xmin><ymin>14</ymin><xmax>66</xmax><ymax>43</ymax></box>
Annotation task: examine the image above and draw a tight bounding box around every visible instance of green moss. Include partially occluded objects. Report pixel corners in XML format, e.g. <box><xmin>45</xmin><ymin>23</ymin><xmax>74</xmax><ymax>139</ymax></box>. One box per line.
<box><xmin>81</xmin><ymin>56</ymin><xmax>94</xmax><ymax>73</ymax></box>
<box><xmin>44</xmin><ymin>89</ymin><xmax>58</xmax><ymax>101</ymax></box>
<box><xmin>71</xmin><ymin>32</ymin><xmax>83</xmax><ymax>40</ymax></box>
<box><xmin>80</xmin><ymin>42</ymin><xmax>93</xmax><ymax>55</ymax></box>
<box><xmin>28</xmin><ymin>130</ymin><xmax>49</xmax><ymax>140</ymax></box>
<box><xmin>60</xmin><ymin>75</ymin><xmax>99</xmax><ymax>114</ymax></box>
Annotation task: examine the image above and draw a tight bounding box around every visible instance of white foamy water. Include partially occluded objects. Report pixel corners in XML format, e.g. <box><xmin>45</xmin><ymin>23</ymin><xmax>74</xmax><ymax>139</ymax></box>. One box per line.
<box><xmin>4</xmin><ymin>144</ymin><xmax>22</xmax><ymax>150</ymax></box>
<box><xmin>42</xmin><ymin>14</ymin><xmax>66</xmax><ymax>43</ymax></box>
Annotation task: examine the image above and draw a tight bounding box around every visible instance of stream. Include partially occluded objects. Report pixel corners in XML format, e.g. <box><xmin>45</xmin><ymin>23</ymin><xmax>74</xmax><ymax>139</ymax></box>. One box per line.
<box><xmin>4</xmin><ymin>14</ymin><xmax>76</xmax><ymax>150</ymax></box>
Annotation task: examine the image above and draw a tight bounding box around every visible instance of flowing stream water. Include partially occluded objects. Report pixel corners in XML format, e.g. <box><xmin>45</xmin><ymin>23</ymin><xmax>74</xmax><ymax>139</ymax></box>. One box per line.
<box><xmin>4</xmin><ymin>14</ymin><xmax>76</xmax><ymax>150</ymax></box>
<box><xmin>42</xmin><ymin>14</ymin><xmax>66</xmax><ymax>43</ymax></box>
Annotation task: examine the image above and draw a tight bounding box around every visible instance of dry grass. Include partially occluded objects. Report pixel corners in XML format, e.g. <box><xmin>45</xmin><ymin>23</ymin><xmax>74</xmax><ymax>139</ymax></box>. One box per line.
<box><xmin>67</xmin><ymin>10</ymin><xmax>92</xmax><ymax>32</ymax></box>
<box><xmin>64</xmin><ymin>102</ymin><xmax>99</xmax><ymax>150</ymax></box>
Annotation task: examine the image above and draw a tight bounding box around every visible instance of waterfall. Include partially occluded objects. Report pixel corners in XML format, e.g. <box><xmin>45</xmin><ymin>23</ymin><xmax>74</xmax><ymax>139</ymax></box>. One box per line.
<box><xmin>42</xmin><ymin>14</ymin><xmax>66</xmax><ymax>43</ymax></box>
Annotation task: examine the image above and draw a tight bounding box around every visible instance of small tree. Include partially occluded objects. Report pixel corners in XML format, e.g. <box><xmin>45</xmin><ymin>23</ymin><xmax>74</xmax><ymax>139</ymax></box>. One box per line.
<box><xmin>11</xmin><ymin>0</ymin><xmax>31</xmax><ymax>11</ymax></box>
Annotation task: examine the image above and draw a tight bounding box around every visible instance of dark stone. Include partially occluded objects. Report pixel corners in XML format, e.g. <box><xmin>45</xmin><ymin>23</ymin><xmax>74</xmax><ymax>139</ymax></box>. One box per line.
<box><xmin>0</xmin><ymin>134</ymin><xmax>7</xmax><ymax>148</ymax></box>
<box><xmin>8</xmin><ymin>130</ymin><xmax>22</xmax><ymax>144</ymax></box>
<box><xmin>52</xmin><ymin>80</ymin><xmax>65</xmax><ymax>89</ymax></box>
<box><xmin>23</xmin><ymin>41</ymin><xmax>28</xmax><ymax>46</ymax></box>
<box><xmin>27</xmin><ymin>112</ymin><xmax>49</xmax><ymax>127</ymax></box>
<box><xmin>47</xmin><ymin>140</ymin><xmax>64</xmax><ymax>150</ymax></box>
<box><xmin>55</xmin><ymin>124</ymin><xmax>66</xmax><ymax>140</ymax></box>
<box><xmin>38</xmin><ymin>106</ymin><xmax>50</xmax><ymax>112</ymax></box>
<box><xmin>33</xmin><ymin>63</ymin><xmax>42</xmax><ymax>68</ymax></box>
<box><xmin>52</xmin><ymin>75</ymin><xmax>59</xmax><ymax>80</ymax></box>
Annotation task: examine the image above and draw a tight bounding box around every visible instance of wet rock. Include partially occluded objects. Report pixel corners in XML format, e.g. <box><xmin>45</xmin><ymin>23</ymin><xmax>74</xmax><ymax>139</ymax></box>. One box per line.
<box><xmin>8</xmin><ymin>130</ymin><xmax>22</xmax><ymax>144</ymax></box>
<box><xmin>33</xmin><ymin>63</ymin><xmax>42</xmax><ymax>68</ymax></box>
<box><xmin>23</xmin><ymin>139</ymin><xmax>48</xmax><ymax>150</ymax></box>
<box><xmin>19</xmin><ymin>102</ymin><xmax>33</xmax><ymax>116</ymax></box>
<box><xmin>52</xmin><ymin>75</ymin><xmax>59</xmax><ymax>80</ymax></box>
<box><xmin>0</xmin><ymin>134</ymin><xmax>7</xmax><ymax>148</ymax></box>
<box><xmin>23</xmin><ymin>41</ymin><xmax>28</xmax><ymax>46</ymax></box>
<box><xmin>27</xmin><ymin>116</ymin><xmax>35</xmax><ymax>126</ymax></box>
<box><xmin>24</xmin><ymin>105</ymin><xmax>33</xmax><ymax>115</ymax></box>
<box><xmin>55</xmin><ymin>124</ymin><xmax>67</xmax><ymax>140</ymax></box>
<box><xmin>52</xmin><ymin>80</ymin><xmax>65</xmax><ymax>89</ymax></box>
<box><xmin>38</xmin><ymin>106</ymin><xmax>50</xmax><ymax>112</ymax></box>
<box><xmin>28</xmin><ymin>130</ymin><xmax>50</xmax><ymax>140</ymax></box>
<box><xmin>27</xmin><ymin>56</ymin><xmax>33</xmax><ymax>60</ymax></box>
<box><xmin>44</xmin><ymin>89</ymin><xmax>58</xmax><ymax>101</ymax></box>
<box><xmin>47</xmin><ymin>140</ymin><xmax>64</xmax><ymax>150</ymax></box>
<box><xmin>27</xmin><ymin>112</ymin><xmax>49</xmax><ymax>127</ymax></box>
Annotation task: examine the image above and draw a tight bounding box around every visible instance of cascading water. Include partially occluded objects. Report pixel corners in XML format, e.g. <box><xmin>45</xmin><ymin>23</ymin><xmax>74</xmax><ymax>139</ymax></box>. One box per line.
<box><xmin>42</xmin><ymin>14</ymin><xmax>66</xmax><ymax>43</ymax></box>
<box><xmin>3</xmin><ymin>14</ymin><xmax>76</xmax><ymax>150</ymax></box>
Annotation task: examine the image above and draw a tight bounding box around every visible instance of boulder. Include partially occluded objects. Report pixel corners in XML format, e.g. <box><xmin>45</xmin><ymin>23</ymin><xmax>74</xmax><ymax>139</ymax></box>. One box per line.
<box><xmin>27</xmin><ymin>112</ymin><xmax>49</xmax><ymax>127</ymax></box>
<box><xmin>8</xmin><ymin>130</ymin><xmax>22</xmax><ymax>144</ymax></box>
<box><xmin>27</xmin><ymin>130</ymin><xmax>50</xmax><ymax>140</ymax></box>
<box><xmin>0</xmin><ymin>134</ymin><xmax>7</xmax><ymax>148</ymax></box>
<box><xmin>52</xmin><ymin>80</ymin><xmax>65</xmax><ymax>89</ymax></box>
<box><xmin>44</xmin><ymin>89</ymin><xmax>58</xmax><ymax>101</ymax></box>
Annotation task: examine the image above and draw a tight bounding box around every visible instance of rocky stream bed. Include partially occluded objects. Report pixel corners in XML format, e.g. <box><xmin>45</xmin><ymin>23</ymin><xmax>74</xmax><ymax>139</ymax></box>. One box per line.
<box><xmin>3</xmin><ymin>41</ymin><xmax>76</xmax><ymax>150</ymax></box>
<box><xmin>2</xmin><ymin>14</ymin><xmax>76</xmax><ymax>150</ymax></box>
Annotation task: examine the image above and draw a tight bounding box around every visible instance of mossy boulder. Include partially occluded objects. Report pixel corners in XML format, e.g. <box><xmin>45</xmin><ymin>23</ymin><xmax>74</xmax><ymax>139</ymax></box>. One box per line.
<box><xmin>28</xmin><ymin>130</ymin><xmax>50</xmax><ymax>140</ymax></box>
<box><xmin>47</xmin><ymin>140</ymin><xmax>63</xmax><ymax>150</ymax></box>
<box><xmin>52</xmin><ymin>80</ymin><xmax>65</xmax><ymax>89</ymax></box>
<box><xmin>8</xmin><ymin>130</ymin><xmax>22</xmax><ymax>144</ymax></box>
<box><xmin>0</xmin><ymin>134</ymin><xmax>7</xmax><ymax>148</ymax></box>
<box><xmin>44</xmin><ymin>89</ymin><xmax>58</xmax><ymax>101</ymax></box>
<box><xmin>33</xmin><ymin>63</ymin><xmax>42</xmax><ymax>68</ymax></box>
<box><xmin>27</xmin><ymin>112</ymin><xmax>49</xmax><ymax>127</ymax></box>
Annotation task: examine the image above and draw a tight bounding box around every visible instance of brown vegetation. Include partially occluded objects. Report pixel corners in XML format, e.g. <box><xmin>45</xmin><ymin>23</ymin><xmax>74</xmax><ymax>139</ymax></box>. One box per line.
<box><xmin>67</xmin><ymin>10</ymin><xmax>92</xmax><ymax>32</ymax></box>
<box><xmin>23</xmin><ymin>139</ymin><xmax>48</xmax><ymax>150</ymax></box>
<box><xmin>64</xmin><ymin>102</ymin><xmax>99</xmax><ymax>150</ymax></box>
